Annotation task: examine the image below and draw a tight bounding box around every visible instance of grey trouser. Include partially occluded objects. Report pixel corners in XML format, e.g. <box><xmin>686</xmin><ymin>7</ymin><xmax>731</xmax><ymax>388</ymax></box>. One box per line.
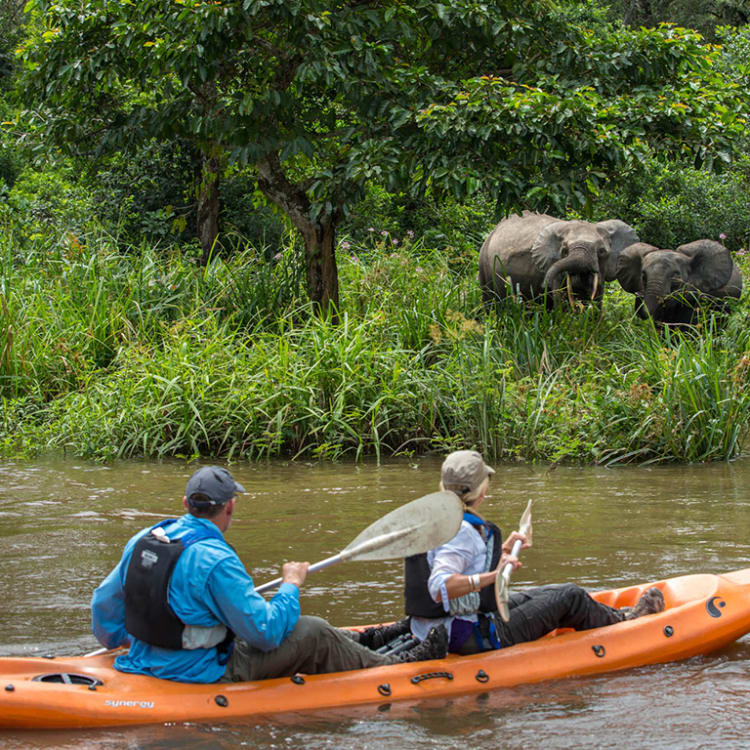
<box><xmin>223</xmin><ymin>615</ymin><xmax>392</xmax><ymax>682</ymax></box>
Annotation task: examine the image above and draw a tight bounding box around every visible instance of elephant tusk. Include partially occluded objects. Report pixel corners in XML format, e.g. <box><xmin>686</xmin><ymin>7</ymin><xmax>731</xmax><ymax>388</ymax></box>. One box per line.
<box><xmin>590</xmin><ymin>273</ymin><xmax>599</xmax><ymax>300</ymax></box>
<box><xmin>566</xmin><ymin>275</ymin><xmax>575</xmax><ymax>309</ymax></box>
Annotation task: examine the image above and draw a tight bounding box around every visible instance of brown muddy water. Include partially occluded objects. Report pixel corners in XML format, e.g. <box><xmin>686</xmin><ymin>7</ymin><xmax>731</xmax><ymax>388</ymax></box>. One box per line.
<box><xmin>2</xmin><ymin>455</ymin><xmax>750</xmax><ymax>749</ymax></box>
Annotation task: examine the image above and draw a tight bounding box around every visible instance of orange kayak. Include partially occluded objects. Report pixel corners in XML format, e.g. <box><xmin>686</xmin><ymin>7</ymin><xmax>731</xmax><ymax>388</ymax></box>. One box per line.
<box><xmin>4</xmin><ymin>567</ymin><xmax>750</xmax><ymax>730</ymax></box>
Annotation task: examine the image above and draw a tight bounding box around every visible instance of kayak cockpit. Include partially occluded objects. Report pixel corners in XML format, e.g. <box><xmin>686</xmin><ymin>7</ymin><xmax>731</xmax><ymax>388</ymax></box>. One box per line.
<box><xmin>32</xmin><ymin>672</ymin><xmax>103</xmax><ymax>688</ymax></box>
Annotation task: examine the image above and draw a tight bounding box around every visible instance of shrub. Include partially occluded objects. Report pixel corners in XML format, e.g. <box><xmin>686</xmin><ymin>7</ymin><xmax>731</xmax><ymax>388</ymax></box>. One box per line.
<box><xmin>6</xmin><ymin>162</ymin><xmax>96</xmax><ymax>244</ymax></box>
<box><xmin>341</xmin><ymin>184</ymin><xmax>495</xmax><ymax>256</ymax></box>
<box><xmin>86</xmin><ymin>140</ymin><xmax>197</xmax><ymax>248</ymax></box>
<box><xmin>597</xmin><ymin>156</ymin><xmax>750</xmax><ymax>252</ymax></box>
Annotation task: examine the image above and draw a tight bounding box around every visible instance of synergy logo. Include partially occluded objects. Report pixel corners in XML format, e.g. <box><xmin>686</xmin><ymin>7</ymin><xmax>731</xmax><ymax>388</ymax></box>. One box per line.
<box><xmin>104</xmin><ymin>699</ymin><xmax>155</xmax><ymax>709</ymax></box>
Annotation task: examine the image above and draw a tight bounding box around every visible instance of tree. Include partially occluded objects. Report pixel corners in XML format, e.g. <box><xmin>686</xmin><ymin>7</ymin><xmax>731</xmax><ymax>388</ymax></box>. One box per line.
<box><xmin>18</xmin><ymin>0</ymin><xmax>749</xmax><ymax>318</ymax></box>
<box><xmin>0</xmin><ymin>1</ymin><xmax>25</xmax><ymax>88</ymax></box>
<box><xmin>610</xmin><ymin>0</ymin><xmax>748</xmax><ymax>39</ymax></box>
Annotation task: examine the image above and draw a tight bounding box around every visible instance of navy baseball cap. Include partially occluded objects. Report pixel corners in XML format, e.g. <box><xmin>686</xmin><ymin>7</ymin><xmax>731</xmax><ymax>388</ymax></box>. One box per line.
<box><xmin>185</xmin><ymin>466</ymin><xmax>245</xmax><ymax>507</ymax></box>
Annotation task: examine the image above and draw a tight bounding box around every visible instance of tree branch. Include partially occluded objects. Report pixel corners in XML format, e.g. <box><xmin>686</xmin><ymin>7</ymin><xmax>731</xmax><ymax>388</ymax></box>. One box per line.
<box><xmin>255</xmin><ymin>152</ymin><xmax>311</xmax><ymax>230</ymax></box>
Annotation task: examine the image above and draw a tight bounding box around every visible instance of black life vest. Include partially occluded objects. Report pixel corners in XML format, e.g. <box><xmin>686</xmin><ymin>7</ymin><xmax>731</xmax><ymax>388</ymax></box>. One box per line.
<box><xmin>404</xmin><ymin>512</ymin><xmax>503</xmax><ymax>618</ymax></box>
<box><xmin>124</xmin><ymin>520</ymin><xmax>228</xmax><ymax>650</ymax></box>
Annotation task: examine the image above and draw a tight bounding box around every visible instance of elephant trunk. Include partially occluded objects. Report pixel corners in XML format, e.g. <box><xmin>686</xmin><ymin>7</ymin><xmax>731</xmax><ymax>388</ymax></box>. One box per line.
<box><xmin>543</xmin><ymin>254</ymin><xmax>602</xmax><ymax>305</ymax></box>
<box><xmin>643</xmin><ymin>277</ymin><xmax>667</xmax><ymax>317</ymax></box>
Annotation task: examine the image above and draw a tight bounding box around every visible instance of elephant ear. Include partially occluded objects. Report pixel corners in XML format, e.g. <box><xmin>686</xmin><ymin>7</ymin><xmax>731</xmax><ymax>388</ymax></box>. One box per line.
<box><xmin>676</xmin><ymin>240</ymin><xmax>733</xmax><ymax>292</ymax></box>
<box><xmin>615</xmin><ymin>242</ymin><xmax>660</xmax><ymax>293</ymax></box>
<box><xmin>596</xmin><ymin>220</ymin><xmax>640</xmax><ymax>281</ymax></box>
<box><xmin>530</xmin><ymin>221</ymin><xmax>567</xmax><ymax>272</ymax></box>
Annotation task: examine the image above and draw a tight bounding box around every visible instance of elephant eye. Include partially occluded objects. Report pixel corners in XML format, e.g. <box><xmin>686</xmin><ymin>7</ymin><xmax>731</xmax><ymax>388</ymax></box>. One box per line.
<box><xmin>597</xmin><ymin>245</ymin><xmax>607</xmax><ymax>258</ymax></box>
<box><xmin>560</xmin><ymin>246</ymin><xmax>569</xmax><ymax>258</ymax></box>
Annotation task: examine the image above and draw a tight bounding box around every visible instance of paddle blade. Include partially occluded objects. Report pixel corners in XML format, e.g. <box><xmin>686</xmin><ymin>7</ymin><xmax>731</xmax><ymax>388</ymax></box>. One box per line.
<box><xmin>495</xmin><ymin>576</ymin><xmax>510</xmax><ymax>623</ymax></box>
<box><xmin>519</xmin><ymin>499</ymin><xmax>533</xmax><ymax>546</ymax></box>
<box><xmin>342</xmin><ymin>491</ymin><xmax>463</xmax><ymax>562</ymax></box>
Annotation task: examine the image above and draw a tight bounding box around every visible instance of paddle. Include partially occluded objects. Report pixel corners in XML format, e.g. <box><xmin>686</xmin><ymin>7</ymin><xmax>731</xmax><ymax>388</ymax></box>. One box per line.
<box><xmin>254</xmin><ymin>490</ymin><xmax>463</xmax><ymax>593</ymax></box>
<box><xmin>494</xmin><ymin>499</ymin><xmax>533</xmax><ymax>622</ymax></box>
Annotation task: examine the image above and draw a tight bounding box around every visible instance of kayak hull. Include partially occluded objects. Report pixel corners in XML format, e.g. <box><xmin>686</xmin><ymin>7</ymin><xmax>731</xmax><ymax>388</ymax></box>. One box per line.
<box><xmin>4</xmin><ymin>568</ymin><xmax>750</xmax><ymax>729</ymax></box>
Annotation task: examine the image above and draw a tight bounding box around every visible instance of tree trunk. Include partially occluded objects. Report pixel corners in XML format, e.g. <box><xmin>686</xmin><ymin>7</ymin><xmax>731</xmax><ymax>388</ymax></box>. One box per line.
<box><xmin>256</xmin><ymin>153</ymin><xmax>340</xmax><ymax>321</ymax></box>
<box><xmin>623</xmin><ymin>0</ymin><xmax>655</xmax><ymax>26</ymax></box>
<box><xmin>196</xmin><ymin>150</ymin><xmax>220</xmax><ymax>266</ymax></box>
<box><xmin>298</xmin><ymin>216</ymin><xmax>340</xmax><ymax>320</ymax></box>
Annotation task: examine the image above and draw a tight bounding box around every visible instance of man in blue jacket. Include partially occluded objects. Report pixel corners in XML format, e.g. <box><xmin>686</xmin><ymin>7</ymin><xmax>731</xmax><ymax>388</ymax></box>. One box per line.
<box><xmin>91</xmin><ymin>466</ymin><xmax>447</xmax><ymax>683</ymax></box>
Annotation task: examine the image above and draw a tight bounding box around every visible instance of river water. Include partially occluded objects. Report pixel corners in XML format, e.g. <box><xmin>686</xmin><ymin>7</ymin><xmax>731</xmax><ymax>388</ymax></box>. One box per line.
<box><xmin>2</xmin><ymin>455</ymin><xmax>750</xmax><ymax>748</ymax></box>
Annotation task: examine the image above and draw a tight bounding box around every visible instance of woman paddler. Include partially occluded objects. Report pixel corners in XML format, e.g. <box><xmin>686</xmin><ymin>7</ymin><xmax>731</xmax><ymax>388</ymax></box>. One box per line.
<box><xmin>400</xmin><ymin>450</ymin><xmax>664</xmax><ymax>654</ymax></box>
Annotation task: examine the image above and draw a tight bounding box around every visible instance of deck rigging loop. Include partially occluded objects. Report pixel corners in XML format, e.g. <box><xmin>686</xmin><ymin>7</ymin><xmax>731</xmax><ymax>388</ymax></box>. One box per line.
<box><xmin>410</xmin><ymin>671</ymin><xmax>454</xmax><ymax>684</ymax></box>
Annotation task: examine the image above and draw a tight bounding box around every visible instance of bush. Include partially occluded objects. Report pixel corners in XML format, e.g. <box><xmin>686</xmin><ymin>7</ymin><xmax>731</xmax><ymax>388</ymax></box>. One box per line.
<box><xmin>219</xmin><ymin>167</ymin><xmax>288</xmax><ymax>255</ymax></box>
<box><xmin>86</xmin><ymin>140</ymin><xmax>197</xmax><ymax>248</ymax></box>
<box><xmin>5</xmin><ymin>162</ymin><xmax>96</xmax><ymax>244</ymax></box>
<box><xmin>597</xmin><ymin>156</ymin><xmax>750</xmax><ymax>251</ymax></box>
<box><xmin>341</xmin><ymin>184</ymin><xmax>495</xmax><ymax>256</ymax></box>
<box><xmin>0</xmin><ymin>100</ymin><xmax>23</xmax><ymax>191</ymax></box>
<box><xmin>87</xmin><ymin>146</ymin><xmax>289</xmax><ymax>255</ymax></box>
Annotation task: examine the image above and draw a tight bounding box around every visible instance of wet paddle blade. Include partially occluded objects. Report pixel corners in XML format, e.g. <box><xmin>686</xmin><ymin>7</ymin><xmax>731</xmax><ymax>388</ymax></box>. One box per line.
<box><xmin>342</xmin><ymin>491</ymin><xmax>464</xmax><ymax>561</ymax></box>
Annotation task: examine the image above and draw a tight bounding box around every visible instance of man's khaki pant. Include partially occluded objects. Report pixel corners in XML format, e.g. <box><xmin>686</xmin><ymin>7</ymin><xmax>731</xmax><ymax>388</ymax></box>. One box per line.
<box><xmin>223</xmin><ymin>615</ymin><xmax>392</xmax><ymax>682</ymax></box>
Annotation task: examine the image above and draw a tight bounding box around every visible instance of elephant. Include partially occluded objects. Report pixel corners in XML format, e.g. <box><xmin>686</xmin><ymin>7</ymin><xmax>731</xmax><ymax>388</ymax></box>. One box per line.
<box><xmin>478</xmin><ymin>211</ymin><xmax>640</xmax><ymax>309</ymax></box>
<box><xmin>615</xmin><ymin>239</ymin><xmax>743</xmax><ymax>326</ymax></box>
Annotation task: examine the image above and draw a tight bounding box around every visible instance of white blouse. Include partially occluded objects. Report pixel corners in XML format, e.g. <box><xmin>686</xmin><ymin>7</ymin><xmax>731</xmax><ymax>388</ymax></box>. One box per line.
<box><xmin>410</xmin><ymin>520</ymin><xmax>488</xmax><ymax>641</ymax></box>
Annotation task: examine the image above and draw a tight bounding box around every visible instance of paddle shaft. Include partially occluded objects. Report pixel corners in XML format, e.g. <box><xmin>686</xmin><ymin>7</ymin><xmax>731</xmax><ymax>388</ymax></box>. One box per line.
<box><xmin>254</xmin><ymin>526</ymin><xmax>414</xmax><ymax>594</ymax></box>
<box><xmin>501</xmin><ymin>537</ymin><xmax>524</xmax><ymax>586</ymax></box>
<box><xmin>495</xmin><ymin>499</ymin><xmax>533</xmax><ymax>621</ymax></box>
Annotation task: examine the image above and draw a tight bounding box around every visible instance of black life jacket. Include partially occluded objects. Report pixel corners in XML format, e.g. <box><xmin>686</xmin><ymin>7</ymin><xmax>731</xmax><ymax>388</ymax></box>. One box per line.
<box><xmin>404</xmin><ymin>512</ymin><xmax>503</xmax><ymax>618</ymax></box>
<box><xmin>124</xmin><ymin>520</ymin><xmax>229</xmax><ymax>650</ymax></box>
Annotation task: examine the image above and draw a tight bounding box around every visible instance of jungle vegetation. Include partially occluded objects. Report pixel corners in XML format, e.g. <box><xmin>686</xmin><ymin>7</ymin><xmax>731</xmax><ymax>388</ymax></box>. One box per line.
<box><xmin>1</xmin><ymin>0</ymin><xmax>749</xmax><ymax>465</ymax></box>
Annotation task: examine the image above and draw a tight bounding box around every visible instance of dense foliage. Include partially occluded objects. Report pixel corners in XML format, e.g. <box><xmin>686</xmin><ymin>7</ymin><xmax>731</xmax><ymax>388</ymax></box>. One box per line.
<box><xmin>1</xmin><ymin>1</ymin><xmax>749</xmax><ymax>465</ymax></box>
<box><xmin>16</xmin><ymin>0</ymin><xmax>750</xmax><ymax>314</ymax></box>
<box><xmin>607</xmin><ymin>0</ymin><xmax>748</xmax><ymax>40</ymax></box>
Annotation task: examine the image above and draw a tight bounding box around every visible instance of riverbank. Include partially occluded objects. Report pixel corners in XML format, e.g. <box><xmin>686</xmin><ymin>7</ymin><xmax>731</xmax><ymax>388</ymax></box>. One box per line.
<box><xmin>2</xmin><ymin>232</ymin><xmax>749</xmax><ymax>464</ymax></box>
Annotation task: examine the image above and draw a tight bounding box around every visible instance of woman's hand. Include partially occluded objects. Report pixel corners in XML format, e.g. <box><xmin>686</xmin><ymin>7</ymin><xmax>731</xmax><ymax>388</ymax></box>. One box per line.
<box><xmin>497</xmin><ymin>551</ymin><xmax>521</xmax><ymax>573</ymax></box>
<box><xmin>501</xmin><ymin>531</ymin><xmax>530</xmax><ymax>555</ymax></box>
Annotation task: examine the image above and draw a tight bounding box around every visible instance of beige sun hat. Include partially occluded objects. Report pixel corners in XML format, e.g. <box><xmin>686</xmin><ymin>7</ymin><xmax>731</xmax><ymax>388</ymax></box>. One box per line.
<box><xmin>441</xmin><ymin>450</ymin><xmax>495</xmax><ymax>495</ymax></box>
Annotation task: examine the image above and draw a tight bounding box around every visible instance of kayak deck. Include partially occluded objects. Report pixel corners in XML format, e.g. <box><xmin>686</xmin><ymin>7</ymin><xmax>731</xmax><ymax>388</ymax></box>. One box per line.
<box><xmin>4</xmin><ymin>569</ymin><xmax>750</xmax><ymax>729</ymax></box>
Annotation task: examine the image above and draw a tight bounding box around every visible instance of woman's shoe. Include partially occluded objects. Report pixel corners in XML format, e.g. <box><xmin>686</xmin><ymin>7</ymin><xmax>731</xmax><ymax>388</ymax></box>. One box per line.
<box><xmin>393</xmin><ymin>625</ymin><xmax>448</xmax><ymax>663</ymax></box>
<box><xmin>624</xmin><ymin>587</ymin><xmax>665</xmax><ymax>620</ymax></box>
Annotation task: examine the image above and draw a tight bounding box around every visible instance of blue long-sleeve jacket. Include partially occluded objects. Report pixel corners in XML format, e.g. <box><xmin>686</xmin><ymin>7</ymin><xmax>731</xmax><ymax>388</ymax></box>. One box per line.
<box><xmin>91</xmin><ymin>513</ymin><xmax>300</xmax><ymax>683</ymax></box>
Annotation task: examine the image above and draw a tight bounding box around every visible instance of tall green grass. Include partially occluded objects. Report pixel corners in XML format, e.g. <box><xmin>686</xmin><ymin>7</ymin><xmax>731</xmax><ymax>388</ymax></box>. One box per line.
<box><xmin>1</xmin><ymin>227</ymin><xmax>749</xmax><ymax>464</ymax></box>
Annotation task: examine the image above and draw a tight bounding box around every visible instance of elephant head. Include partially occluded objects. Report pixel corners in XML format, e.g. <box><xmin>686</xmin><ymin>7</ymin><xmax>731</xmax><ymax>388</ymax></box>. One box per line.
<box><xmin>531</xmin><ymin>219</ymin><xmax>639</xmax><ymax>306</ymax></box>
<box><xmin>616</xmin><ymin>240</ymin><xmax>738</xmax><ymax>324</ymax></box>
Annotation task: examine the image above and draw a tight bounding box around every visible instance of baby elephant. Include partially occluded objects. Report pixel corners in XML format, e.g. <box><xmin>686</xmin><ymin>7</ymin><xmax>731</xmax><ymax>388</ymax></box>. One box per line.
<box><xmin>615</xmin><ymin>240</ymin><xmax>743</xmax><ymax>326</ymax></box>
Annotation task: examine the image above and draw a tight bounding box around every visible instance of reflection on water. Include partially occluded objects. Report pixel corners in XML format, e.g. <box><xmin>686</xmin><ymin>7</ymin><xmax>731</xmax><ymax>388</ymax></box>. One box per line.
<box><xmin>2</xmin><ymin>455</ymin><xmax>750</xmax><ymax>748</ymax></box>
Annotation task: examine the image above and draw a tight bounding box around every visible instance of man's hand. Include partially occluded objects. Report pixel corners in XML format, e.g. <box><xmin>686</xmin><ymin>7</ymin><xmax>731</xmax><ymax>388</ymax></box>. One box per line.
<box><xmin>281</xmin><ymin>561</ymin><xmax>309</xmax><ymax>588</ymax></box>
